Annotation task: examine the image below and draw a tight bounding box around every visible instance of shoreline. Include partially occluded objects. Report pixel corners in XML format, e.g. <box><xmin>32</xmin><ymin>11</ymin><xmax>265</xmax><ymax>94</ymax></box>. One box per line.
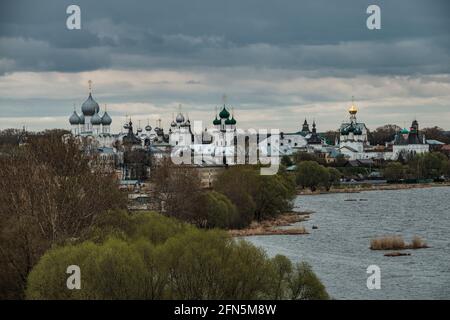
<box><xmin>297</xmin><ymin>182</ymin><xmax>450</xmax><ymax>195</ymax></box>
<box><xmin>229</xmin><ymin>211</ymin><xmax>311</xmax><ymax>237</ymax></box>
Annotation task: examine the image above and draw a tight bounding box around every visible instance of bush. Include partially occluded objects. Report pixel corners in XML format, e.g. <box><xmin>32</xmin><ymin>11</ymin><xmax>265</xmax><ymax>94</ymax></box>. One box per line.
<box><xmin>214</xmin><ymin>166</ymin><xmax>295</xmax><ymax>224</ymax></box>
<box><xmin>296</xmin><ymin>161</ymin><xmax>329</xmax><ymax>191</ymax></box>
<box><xmin>26</xmin><ymin>211</ymin><xmax>329</xmax><ymax>300</ymax></box>
<box><xmin>383</xmin><ymin>162</ymin><xmax>405</xmax><ymax>182</ymax></box>
<box><xmin>370</xmin><ymin>235</ymin><xmax>428</xmax><ymax>250</ymax></box>
<box><xmin>370</xmin><ymin>236</ymin><xmax>406</xmax><ymax>250</ymax></box>
<box><xmin>202</xmin><ymin>191</ymin><xmax>239</xmax><ymax>229</ymax></box>
<box><xmin>411</xmin><ymin>236</ymin><xmax>427</xmax><ymax>249</ymax></box>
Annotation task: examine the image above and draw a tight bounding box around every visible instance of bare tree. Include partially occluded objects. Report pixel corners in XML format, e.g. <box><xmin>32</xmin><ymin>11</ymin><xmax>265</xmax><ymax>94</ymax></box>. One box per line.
<box><xmin>0</xmin><ymin>132</ymin><xmax>126</xmax><ymax>299</ymax></box>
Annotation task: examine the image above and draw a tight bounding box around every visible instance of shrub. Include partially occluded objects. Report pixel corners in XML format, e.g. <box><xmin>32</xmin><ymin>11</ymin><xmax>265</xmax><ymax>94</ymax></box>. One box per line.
<box><xmin>370</xmin><ymin>236</ymin><xmax>406</xmax><ymax>250</ymax></box>
<box><xmin>370</xmin><ymin>235</ymin><xmax>428</xmax><ymax>250</ymax></box>
<box><xmin>411</xmin><ymin>236</ymin><xmax>427</xmax><ymax>249</ymax></box>
<box><xmin>296</xmin><ymin>161</ymin><xmax>329</xmax><ymax>191</ymax></box>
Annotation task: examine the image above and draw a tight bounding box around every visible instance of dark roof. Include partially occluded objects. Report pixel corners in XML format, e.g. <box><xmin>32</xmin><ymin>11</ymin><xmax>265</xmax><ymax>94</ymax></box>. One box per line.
<box><xmin>345</xmin><ymin>159</ymin><xmax>374</xmax><ymax>167</ymax></box>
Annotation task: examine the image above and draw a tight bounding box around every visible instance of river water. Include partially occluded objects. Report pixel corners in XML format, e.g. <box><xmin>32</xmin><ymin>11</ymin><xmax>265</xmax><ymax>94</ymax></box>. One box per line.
<box><xmin>246</xmin><ymin>186</ymin><xmax>450</xmax><ymax>299</ymax></box>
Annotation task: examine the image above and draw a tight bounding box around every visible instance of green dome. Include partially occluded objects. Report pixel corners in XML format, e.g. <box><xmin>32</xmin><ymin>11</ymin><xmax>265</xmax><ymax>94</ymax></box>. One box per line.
<box><xmin>219</xmin><ymin>106</ymin><xmax>230</xmax><ymax>119</ymax></box>
<box><xmin>230</xmin><ymin>117</ymin><xmax>236</xmax><ymax>125</ymax></box>
<box><xmin>213</xmin><ymin>117</ymin><xmax>221</xmax><ymax>125</ymax></box>
<box><xmin>400</xmin><ymin>128</ymin><xmax>409</xmax><ymax>134</ymax></box>
<box><xmin>225</xmin><ymin>118</ymin><xmax>233</xmax><ymax>125</ymax></box>
<box><xmin>341</xmin><ymin>124</ymin><xmax>361</xmax><ymax>135</ymax></box>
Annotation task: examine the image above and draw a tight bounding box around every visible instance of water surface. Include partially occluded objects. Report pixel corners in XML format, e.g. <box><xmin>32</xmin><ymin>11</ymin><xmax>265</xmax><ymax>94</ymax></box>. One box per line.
<box><xmin>246</xmin><ymin>186</ymin><xmax>450</xmax><ymax>299</ymax></box>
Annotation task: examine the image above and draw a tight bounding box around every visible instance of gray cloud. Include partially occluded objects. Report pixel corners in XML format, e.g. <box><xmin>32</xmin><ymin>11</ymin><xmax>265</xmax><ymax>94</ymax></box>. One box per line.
<box><xmin>0</xmin><ymin>0</ymin><xmax>449</xmax><ymax>75</ymax></box>
<box><xmin>0</xmin><ymin>0</ymin><xmax>449</xmax><ymax>132</ymax></box>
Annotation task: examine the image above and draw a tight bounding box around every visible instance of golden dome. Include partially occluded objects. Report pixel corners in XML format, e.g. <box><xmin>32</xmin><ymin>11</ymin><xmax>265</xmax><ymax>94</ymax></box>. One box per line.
<box><xmin>348</xmin><ymin>104</ymin><xmax>357</xmax><ymax>114</ymax></box>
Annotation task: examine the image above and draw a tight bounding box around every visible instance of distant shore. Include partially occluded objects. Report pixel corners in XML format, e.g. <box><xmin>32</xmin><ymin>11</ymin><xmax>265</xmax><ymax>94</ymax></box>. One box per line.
<box><xmin>229</xmin><ymin>211</ymin><xmax>311</xmax><ymax>237</ymax></box>
<box><xmin>297</xmin><ymin>182</ymin><xmax>450</xmax><ymax>195</ymax></box>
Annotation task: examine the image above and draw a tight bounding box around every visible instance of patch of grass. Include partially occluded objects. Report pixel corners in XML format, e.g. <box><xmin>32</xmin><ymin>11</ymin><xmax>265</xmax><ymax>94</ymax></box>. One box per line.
<box><xmin>370</xmin><ymin>235</ymin><xmax>428</xmax><ymax>250</ymax></box>
<box><xmin>411</xmin><ymin>236</ymin><xmax>427</xmax><ymax>249</ymax></box>
<box><xmin>370</xmin><ymin>236</ymin><xmax>406</xmax><ymax>250</ymax></box>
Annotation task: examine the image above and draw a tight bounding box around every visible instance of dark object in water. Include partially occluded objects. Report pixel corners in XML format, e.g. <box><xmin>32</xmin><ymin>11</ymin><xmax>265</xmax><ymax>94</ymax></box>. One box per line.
<box><xmin>359</xmin><ymin>199</ymin><xmax>368</xmax><ymax>201</ymax></box>
<box><xmin>312</xmin><ymin>225</ymin><xmax>318</xmax><ymax>229</ymax></box>
<box><xmin>344</xmin><ymin>199</ymin><xmax>357</xmax><ymax>201</ymax></box>
<box><xmin>384</xmin><ymin>251</ymin><xmax>411</xmax><ymax>257</ymax></box>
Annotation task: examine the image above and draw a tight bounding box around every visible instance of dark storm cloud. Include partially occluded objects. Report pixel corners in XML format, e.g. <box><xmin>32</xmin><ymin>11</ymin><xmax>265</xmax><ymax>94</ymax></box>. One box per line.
<box><xmin>0</xmin><ymin>0</ymin><xmax>449</xmax><ymax>75</ymax></box>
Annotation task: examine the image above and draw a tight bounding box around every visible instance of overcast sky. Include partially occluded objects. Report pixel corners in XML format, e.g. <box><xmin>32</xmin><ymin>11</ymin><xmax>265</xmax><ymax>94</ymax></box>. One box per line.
<box><xmin>0</xmin><ymin>0</ymin><xmax>449</xmax><ymax>132</ymax></box>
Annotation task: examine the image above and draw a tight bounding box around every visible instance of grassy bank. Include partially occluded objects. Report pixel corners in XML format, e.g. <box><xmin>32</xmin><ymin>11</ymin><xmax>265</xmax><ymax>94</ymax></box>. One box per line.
<box><xmin>297</xmin><ymin>182</ymin><xmax>450</xmax><ymax>195</ymax></box>
<box><xmin>229</xmin><ymin>212</ymin><xmax>311</xmax><ymax>236</ymax></box>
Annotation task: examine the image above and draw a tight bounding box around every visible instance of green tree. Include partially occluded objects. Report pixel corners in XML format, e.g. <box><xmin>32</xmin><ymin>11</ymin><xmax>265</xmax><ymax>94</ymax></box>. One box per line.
<box><xmin>254</xmin><ymin>174</ymin><xmax>296</xmax><ymax>221</ymax></box>
<box><xmin>281</xmin><ymin>155</ymin><xmax>294</xmax><ymax>167</ymax></box>
<box><xmin>214</xmin><ymin>166</ymin><xmax>295</xmax><ymax>224</ymax></box>
<box><xmin>213</xmin><ymin>166</ymin><xmax>258</xmax><ymax>227</ymax></box>
<box><xmin>288</xmin><ymin>262</ymin><xmax>330</xmax><ymax>300</ymax></box>
<box><xmin>383</xmin><ymin>162</ymin><xmax>405</xmax><ymax>181</ymax></box>
<box><xmin>296</xmin><ymin>161</ymin><xmax>329</xmax><ymax>191</ymax></box>
<box><xmin>325</xmin><ymin>167</ymin><xmax>342</xmax><ymax>191</ymax></box>
<box><xmin>408</xmin><ymin>152</ymin><xmax>449</xmax><ymax>179</ymax></box>
<box><xmin>201</xmin><ymin>191</ymin><xmax>239</xmax><ymax>229</ymax></box>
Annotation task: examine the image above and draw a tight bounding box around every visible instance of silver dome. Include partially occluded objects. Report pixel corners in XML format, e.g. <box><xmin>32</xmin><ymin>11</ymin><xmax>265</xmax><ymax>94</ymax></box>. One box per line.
<box><xmin>101</xmin><ymin>111</ymin><xmax>112</xmax><ymax>125</ymax></box>
<box><xmin>69</xmin><ymin>111</ymin><xmax>81</xmax><ymax>125</ymax></box>
<box><xmin>176</xmin><ymin>112</ymin><xmax>185</xmax><ymax>123</ymax></box>
<box><xmin>79</xmin><ymin>114</ymin><xmax>85</xmax><ymax>124</ymax></box>
<box><xmin>81</xmin><ymin>93</ymin><xmax>100</xmax><ymax>116</ymax></box>
<box><xmin>171</xmin><ymin>120</ymin><xmax>177</xmax><ymax>127</ymax></box>
<box><xmin>145</xmin><ymin>125</ymin><xmax>152</xmax><ymax>131</ymax></box>
<box><xmin>91</xmin><ymin>112</ymin><xmax>102</xmax><ymax>125</ymax></box>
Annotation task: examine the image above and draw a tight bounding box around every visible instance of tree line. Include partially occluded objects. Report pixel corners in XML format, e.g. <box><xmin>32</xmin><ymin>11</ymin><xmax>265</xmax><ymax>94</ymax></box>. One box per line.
<box><xmin>384</xmin><ymin>152</ymin><xmax>450</xmax><ymax>182</ymax></box>
<box><xmin>27</xmin><ymin>211</ymin><xmax>329</xmax><ymax>300</ymax></box>
<box><xmin>152</xmin><ymin>160</ymin><xmax>296</xmax><ymax>229</ymax></box>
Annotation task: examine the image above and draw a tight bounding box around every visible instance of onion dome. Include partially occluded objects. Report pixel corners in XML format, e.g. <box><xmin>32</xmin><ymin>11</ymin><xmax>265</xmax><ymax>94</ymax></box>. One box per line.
<box><xmin>171</xmin><ymin>120</ymin><xmax>177</xmax><ymax>127</ymax></box>
<box><xmin>145</xmin><ymin>125</ymin><xmax>152</xmax><ymax>131</ymax></box>
<box><xmin>137</xmin><ymin>128</ymin><xmax>143</xmax><ymax>133</ymax></box>
<box><xmin>176</xmin><ymin>113</ymin><xmax>185</xmax><ymax>123</ymax></box>
<box><xmin>400</xmin><ymin>128</ymin><xmax>409</xmax><ymax>134</ymax></box>
<box><xmin>79</xmin><ymin>114</ymin><xmax>85</xmax><ymax>124</ymax></box>
<box><xmin>185</xmin><ymin>119</ymin><xmax>191</xmax><ymax>126</ymax></box>
<box><xmin>219</xmin><ymin>106</ymin><xmax>230</xmax><ymax>119</ymax></box>
<box><xmin>213</xmin><ymin>116</ymin><xmax>221</xmax><ymax>125</ymax></box>
<box><xmin>91</xmin><ymin>112</ymin><xmax>102</xmax><ymax>125</ymax></box>
<box><xmin>225</xmin><ymin>118</ymin><xmax>233</xmax><ymax>125</ymax></box>
<box><xmin>81</xmin><ymin>93</ymin><xmax>100</xmax><ymax>116</ymax></box>
<box><xmin>341</xmin><ymin>123</ymin><xmax>362</xmax><ymax>135</ymax></box>
<box><xmin>230</xmin><ymin>116</ymin><xmax>236</xmax><ymax>125</ymax></box>
<box><xmin>69</xmin><ymin>111</ymin><xmax>81</xmax><ymax>125</ymax></box>
<box><xmin>348</xmin><ymin>104</ymin><xmax>357</xmax><ymax>115</ymax></box>
<box><xmin>101</xmin><ymin>111</ymin><xmax>112</xmax><ymax>125</ymax></box>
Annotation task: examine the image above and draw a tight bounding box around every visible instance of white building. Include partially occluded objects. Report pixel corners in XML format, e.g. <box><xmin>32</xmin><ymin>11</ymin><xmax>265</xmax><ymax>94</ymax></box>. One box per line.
<box><xmin>68</xmin><ymin>81</ymin><xmax>114</xmax><ymax>148</ymax></box>
<box><xmin>391</xmin><ymin>120</ymin><xmax>429</xmax><ymax>160</ymax></box>
<box><xmin>338</xmin><ymin>103</ymin><xmax>370</xmax><ymax>159</ymax></box>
